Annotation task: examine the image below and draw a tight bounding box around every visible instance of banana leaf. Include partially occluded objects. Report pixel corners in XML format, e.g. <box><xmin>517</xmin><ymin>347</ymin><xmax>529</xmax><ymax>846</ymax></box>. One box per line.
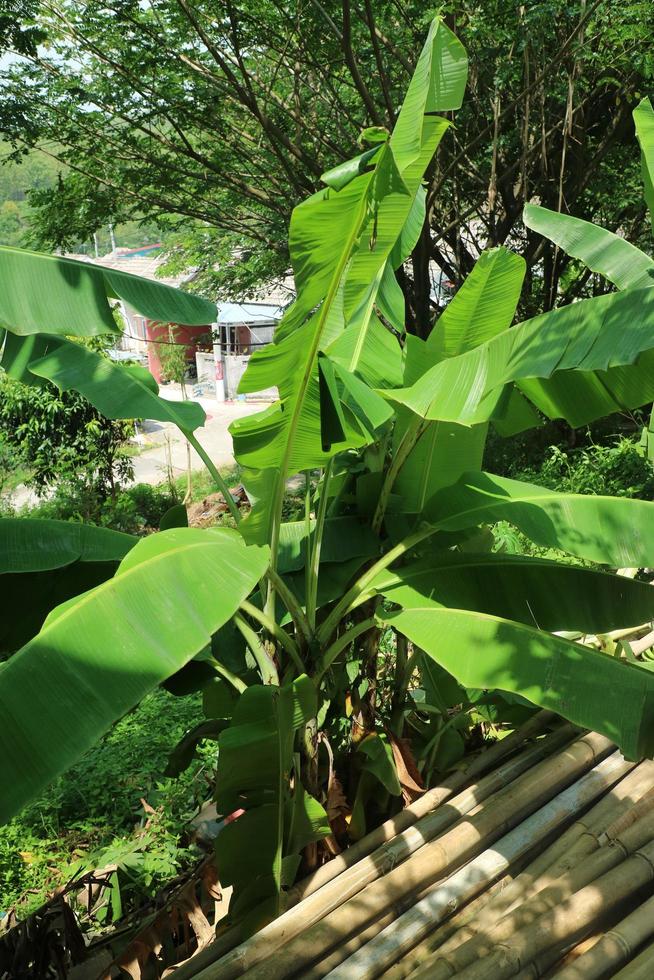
<box><xmin>383</xmin><ymin>605</ymin><xmax>654</xmax><ymax>760</ymax></box>
<box><xmin>523</xmin><ymin>204</ymin><xmax>654</xmax><ymax>290</ymax></box>
<box><xmin>0</xmin><ymin>245</ymin><xmax>215</xmax><ymax>337</ymax></box>
<box><xmin>0</xmin><ymin>518</ymin><xmax>136</xmax><ymax>655</ymax></box>
<box><xmin>393</xmin><ymin>247</ymin><xmax>526</xmax><ymax>511</ymax></box>
<box><xmin>427</xmin><ymin>471</ymin><xmax>654</xmax><ymax>567</ymax></box>
<box><xmin>634</xmin><ymin>97</ymin><xmax>654</xmax><ymax>235</ymax></box>
<box><xmin>3</xmin><ymin>332</ymin><xmax>205</xmax><ymax>431</ymax></box>
<box><xmin>388</xmin><ymin>285</ymin><xmax>654</xmax><ymax>426</ymax></box>
<box><xmin>0</xmin><ymin>527</ymin><xmax>269</xmax><ymax>822</ymax></box>
<box><xmin>427</xmin><ymin>247</ymin><xmax>526</xmax><ymax>360</ymax></box>
<box><xmin>373</xmin><ymin>551</ymin><xmax>654</xmax><ymax>633</ymax></box>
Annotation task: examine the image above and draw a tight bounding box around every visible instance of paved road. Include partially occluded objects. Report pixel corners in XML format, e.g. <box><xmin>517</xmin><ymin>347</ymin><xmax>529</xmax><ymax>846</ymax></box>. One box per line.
<box><xmin>132</xmin><ymin>395</ymin><xmax>262</xmax><ymax>485</ymax></box>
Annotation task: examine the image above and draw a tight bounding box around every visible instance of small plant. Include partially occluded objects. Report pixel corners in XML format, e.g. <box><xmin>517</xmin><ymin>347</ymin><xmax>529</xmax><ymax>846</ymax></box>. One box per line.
<box><xmin>0</xmin><ymin>689</ymin><xmax>210</xmax><ymax>919</ymax></box>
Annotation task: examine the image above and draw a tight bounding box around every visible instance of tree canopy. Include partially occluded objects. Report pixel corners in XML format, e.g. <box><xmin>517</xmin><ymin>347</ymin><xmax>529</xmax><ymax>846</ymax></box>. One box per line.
<box><xmin>1</xmin><ymin>0</ymin><xmax>653</xmax><ymax>328</ymax></box>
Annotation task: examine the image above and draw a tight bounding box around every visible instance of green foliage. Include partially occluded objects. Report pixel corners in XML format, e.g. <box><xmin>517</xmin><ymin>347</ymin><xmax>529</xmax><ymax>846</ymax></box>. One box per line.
<box><xmin>0</xmin><ymin>367</ymin><xmax>134</xmax><ymax>498</ymax></box>
<box><xmin>497</xmin><ymin>436</ymin><xmax>654</xmax><ymax>500</ymax></box>
<box><xmin>3</xmin><ymin>0</ymin><xmax>653</xmax><ymax>321</ymax></box>
<box><xmin>6</xmin><ymin>16</ymin><xmax>654</xmax><ymax>939</ymax></box>
<box><xmin>0</xmin><ymin>688</ymin><xmax>210</xmax><ymax>917</ymax></box>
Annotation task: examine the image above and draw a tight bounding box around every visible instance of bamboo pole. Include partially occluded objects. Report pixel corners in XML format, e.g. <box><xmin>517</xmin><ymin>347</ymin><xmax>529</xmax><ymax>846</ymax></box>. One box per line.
<box><xmin>291</xmin><ymin>710</ymin><xmax>560</xmax><ymax>903</ymax></box>
<box><xmin>383</xmin><ymin>872</ymin><xmax>518</xmax><ymax>980</ymax></box>
<box><xmin>387</xmin><ymin>764</ymin><xmax>654</xmax><ymax>980</ymax></box>
<box><xmin>529</xmin><ymin>762</ymin><xmax>654</xmax><ymax>885</ymax></box>
<box><xmin>417</xmin><ymin>805</ymin><xmax>654</xmax><ymax>980</ymax></box>
<box><xmin>451</xmin><ymin>838</ymin><xmax>654</xmax><ymax>980</ymax></box>
<box><xmin>436</xmin><ymin>760</ymin><xmax>654</xmax><ymax>953</ymax></box>
<box><xmin>612</xmin><ymin>939</ymin><xmax>654</xmax><ymax>979</ymax></box>
<box><xmin>555</xmin><ymin>894</ymin><xmax>654</xmax><ymax>979</ymax></box>
<box><xmin>180</xmin><ymin>725</ymin><xmax>576</xmax><ymax>980</ymax></box>
<box><xmin>304</xmin><ymin>877</ymin><xmax>442</xmax><ymax>980</ymax></box>
<box><xmin>209</xmin><ymin>733</ymin><xmax>613</xmax><ymax>980</ymax></box>
<box><xmin>511</xmin><ymin>933</ymin><xmax>602</xmax><ymax>979</ymax></box>
<box><xmin>398</xmin><ymin>763</ymin><xmax>654</xmax><ymax>980</ymax></box>
<box><xmin>322</xmin><ymin>752</ymin><xmax>632</xmax><ymax>980</ymax></box>
<box><xmin>598</xmin><ymin>785</ymin><xmax>654</xmax><ymax>844</ymax></box>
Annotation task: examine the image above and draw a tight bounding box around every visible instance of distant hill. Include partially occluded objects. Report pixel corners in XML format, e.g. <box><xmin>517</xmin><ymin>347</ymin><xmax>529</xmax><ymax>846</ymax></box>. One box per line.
<box><xmin>0</xmin><ymin>143</ymin><xmax>163</xmax><ymax>252</ymax></box>
<box><xmin>0</xmin><ymin>143</ymin><xmax>59</xmax><ymax>247</ymax></box>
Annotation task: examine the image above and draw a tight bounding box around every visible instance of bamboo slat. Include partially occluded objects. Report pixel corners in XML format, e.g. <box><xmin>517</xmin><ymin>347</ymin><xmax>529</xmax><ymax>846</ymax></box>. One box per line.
<box><xmin>413</xmin><ymin>805</ymin><xmax>654</xmax><ymax>980</ymax></box>
<box><xmin>554</xmin><ymin>893</ymin><xmax>654</xmax><ymax>979</ymax></box>
<box><xmin>452</xmin><ymin>839</ymin><xmax>654</xmax><ymax>980</ymax></box>
<box><xmin>323</xmin><ymin>752</ymin><xmax>632</xmax><ymax>980</ymax></box>
<box><xmin>207</xmin><ymin>732</ymin><xmax>612</xmax><ymax>980</ymax></box>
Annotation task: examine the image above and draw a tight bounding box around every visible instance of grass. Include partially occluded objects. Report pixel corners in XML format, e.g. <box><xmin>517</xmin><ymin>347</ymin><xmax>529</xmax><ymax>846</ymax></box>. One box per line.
<box><xmin>172</xmin><ymin>464</ymin><xmax>240</xmax><ymax>505</ymax></box>
<box><xmin>0</xmin><ymin>688</ymin><xmax>213</xmax><ymax>921</ymax></box>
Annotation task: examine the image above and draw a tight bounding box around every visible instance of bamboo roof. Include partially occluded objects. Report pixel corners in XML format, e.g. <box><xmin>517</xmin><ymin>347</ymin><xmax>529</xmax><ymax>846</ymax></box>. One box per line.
<box><xmin>170</xmin><ymin>713</ymin><xmax>654</xmax><ymax>980</ymax></box>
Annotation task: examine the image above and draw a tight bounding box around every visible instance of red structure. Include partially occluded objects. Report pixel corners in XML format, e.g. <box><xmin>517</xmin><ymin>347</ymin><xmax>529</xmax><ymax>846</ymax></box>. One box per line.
<box><xmin>145</xmin><ymin>321</ymin><xmax>211</xmax><ymax>383</ymax></box>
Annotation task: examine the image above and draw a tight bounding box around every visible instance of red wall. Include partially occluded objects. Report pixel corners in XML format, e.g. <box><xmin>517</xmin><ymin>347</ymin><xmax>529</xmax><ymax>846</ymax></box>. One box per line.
<box><xmin>145</xmin><ymin>321</ymin><xmax>210</xmax><ymax>383</ymax></box>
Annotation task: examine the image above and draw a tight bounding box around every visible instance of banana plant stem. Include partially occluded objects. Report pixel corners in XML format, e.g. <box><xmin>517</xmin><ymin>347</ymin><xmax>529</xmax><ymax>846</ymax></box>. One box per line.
<box><xmin>371</xmin><ymin>416</ymin><xmax>427</xmax><ymax>535</ymax></box>
<box><xmin>315</xmin><ymin>617</ymin><xmax>378</xmax><ymax>682</ymax></box>
<box><xmin>240</xmin><ymin>599</ymin><xmax>305</xmax><ymax>675</ymax></box>
<box><xmin>316</xmin><ymin>523</ymin><xmax>436</xmax><ymax>645</ymax></box>
<box><xmin>304</xmin><ymin>471</ymin><xmax>312</xmax><ymax>624</ymax></box>
<box><xmin>233</xmin><ymin>612</ymin><xmax>279</xmax><ymax>685</ymax></box>
<box><xmin>183</xmin><ymin>429</ymin><xmax>241</xmax><ymax>524</ymax></box>
<box><xmin>212</xmin><ymin>660</ymin><xmax>247</xmax><ymax>694</ymax></box>
<box><xmin>307</xmin><ymin>459</ymin><xmax>333</xmax><ymax>628</ymax></box>
<box><xmin>266</xmin><ymin>569</ymin><xmax>314</xmax><ymax>647</ymax></box>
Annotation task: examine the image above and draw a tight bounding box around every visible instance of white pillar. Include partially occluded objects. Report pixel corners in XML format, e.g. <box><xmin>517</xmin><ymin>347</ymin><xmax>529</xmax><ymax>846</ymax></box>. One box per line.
<box><xmin>212</xmin><ymin>323</ymin><xmax>226</xmax><ymax>402</ymax></box>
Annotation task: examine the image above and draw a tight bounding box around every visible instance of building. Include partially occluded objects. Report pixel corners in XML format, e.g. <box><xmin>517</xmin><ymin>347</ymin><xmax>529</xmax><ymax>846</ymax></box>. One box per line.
<box><xmin>67</xmin><ymin>245</ymin><xmax>290</xmax><ymax>400</ymax></box>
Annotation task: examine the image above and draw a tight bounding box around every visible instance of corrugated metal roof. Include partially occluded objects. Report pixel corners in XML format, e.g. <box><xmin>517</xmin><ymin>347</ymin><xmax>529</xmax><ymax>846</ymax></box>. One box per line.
<box><xmin>217</xmin><ymin>302</ymin><xmax>284</xmax><ymax>324</ymax></box>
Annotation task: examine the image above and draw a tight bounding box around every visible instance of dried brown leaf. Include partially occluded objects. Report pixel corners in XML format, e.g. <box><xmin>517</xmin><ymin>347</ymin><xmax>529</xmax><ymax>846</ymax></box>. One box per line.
<box><xmin>387</xmin><ymin>730</ymin><xmax>425</xmax><ymax>804</ymax></box>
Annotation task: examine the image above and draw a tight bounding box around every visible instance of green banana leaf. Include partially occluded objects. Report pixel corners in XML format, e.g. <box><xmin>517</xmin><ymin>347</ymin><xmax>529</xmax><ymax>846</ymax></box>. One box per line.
<box><xmin>0</xmin><ymin>518</ymin><xmax>134</xmax><ymax>574</ymax></box>
<box><xmin>427</xmin><ymin>471</ymin><xmax>654</xmax><ymax>567</ymax></box>
<box><xmin>516</xmin><ymin>351</ymin><xmax>654</xmax><ymax>429</ymax></box>
<box><xmin>523</xmin><ymin>204</ymin><xmax>654</xmax><ymax>290</ymax></box>
<box><xmin>326</xmin><ymin>315</ymin><xmax>404</xmax><ymax>390</ymax></box>
<box><xmin>393</xmin><ymin>247</ymin><xmax>526</xmax><ymax>511</ymax></box>
<box><xmin>277</xmin><ymin>516</ymin><xmax>379</xmax><ymax>573</ymax></box>
<box><xmin>392</xmin><ymin>415</ymin><xmax>488</xmax><ymax>516</ymax></box>
<box><xmin>427</xmin><ymin>247</ymin><xmax>526</xmax><ymax>360</ymax></box>
<box><xmin>0</xmin><ymin>245</ymin><xmax>215</xmax><ymax>337</ymax></box>
<box><xmin>373</xmin><ymin>552</ymin><xmax>654</xmax><ymax>633</ymax></box>
<box><xmin>3</xmin><ymin>332</ymin><xmax>205</xmax><ymax>431</ymax></box>
<box><xmin>0</xmin><ymin>527</ymin><xmax>269</xmax><ymax>822</ymax></box>
<box><xmin>634</xmin><ymin>97</ymin><xmax>654</xmax><ymax>235</ymax></box>
<box><xmin>383</xmin><ymin>605</ymin><xmax>654</xmax><ymax>760</ymax></box>
<box><xmin>388</xmin><ymin>285</ymin><xmax>654</xmax><ymax>426</ymax></box>
<box><xmin>0</xmin><ymin>518</ymin><xmax>137</xmax><ymax>655</ymax></box>
<box><xmin>231</xmin><ymin>19</ymin><xmax>466</xmax><ymax>552</ymax></box>
<box><xmin>215</xmin><ymin>678</ymin><xmax>329</xmax><ymax>927</ymax></box>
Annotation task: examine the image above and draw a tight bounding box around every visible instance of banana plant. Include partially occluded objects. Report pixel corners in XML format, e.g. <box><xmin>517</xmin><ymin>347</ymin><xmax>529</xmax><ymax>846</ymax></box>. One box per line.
<box><xmin>4</xmin><ymin>17</ymin><xmax>654</xmax><ymax>933</ymax></box>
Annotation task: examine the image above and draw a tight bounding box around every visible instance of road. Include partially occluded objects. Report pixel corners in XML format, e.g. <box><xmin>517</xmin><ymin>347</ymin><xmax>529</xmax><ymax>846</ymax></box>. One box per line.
<box><xmin>131</xmin><ymin>393</ymin><xmax>262</xmax><ymax>485</ymax></box>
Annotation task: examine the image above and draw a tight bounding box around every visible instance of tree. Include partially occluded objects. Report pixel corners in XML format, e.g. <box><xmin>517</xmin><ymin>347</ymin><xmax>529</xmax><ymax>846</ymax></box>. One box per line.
<box><xmin>1</xmin><ymin>0</ymin><xmax>653</xmax><ymax>328</ymax></box>
<box><xmin>0</xmin><ymin>371</ymin><xmax>134</xmax><ymax>499</ymax></box>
